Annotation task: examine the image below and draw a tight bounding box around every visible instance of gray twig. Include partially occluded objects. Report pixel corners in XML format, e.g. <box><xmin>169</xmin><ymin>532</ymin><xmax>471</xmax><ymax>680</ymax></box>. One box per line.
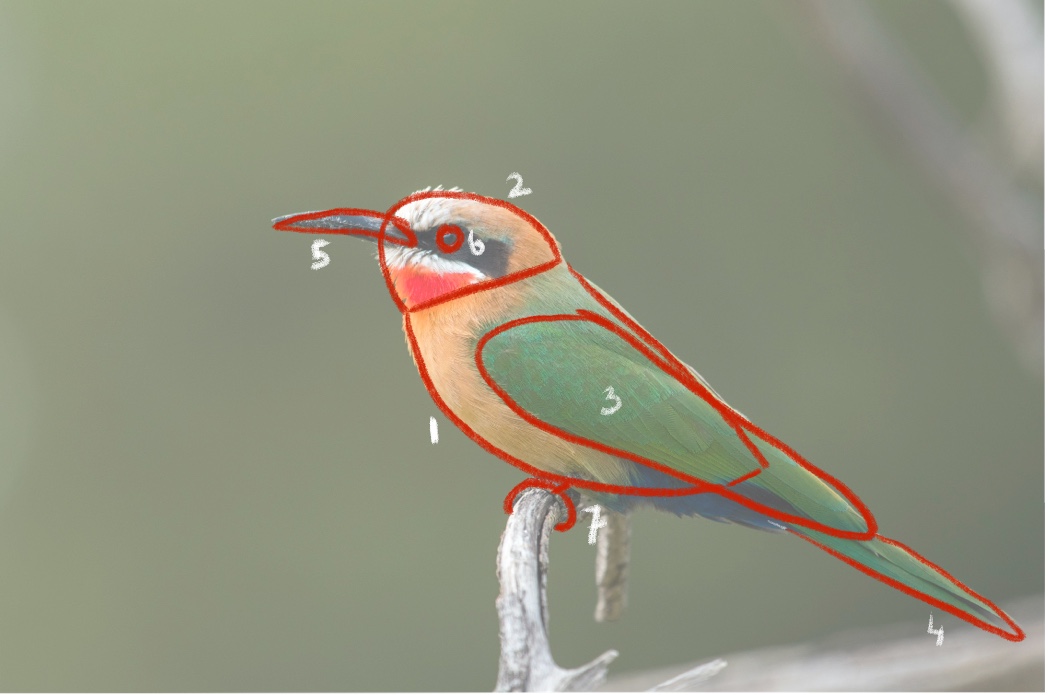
<box><xmin>648</xmin><ymin>658</ymin><xmax>728</xmax><ymax>692</ymax></box>
<box><xmin>495</xmin><ymin>488</ymin><xmax>619</xmax><ymax>692</ymax></box>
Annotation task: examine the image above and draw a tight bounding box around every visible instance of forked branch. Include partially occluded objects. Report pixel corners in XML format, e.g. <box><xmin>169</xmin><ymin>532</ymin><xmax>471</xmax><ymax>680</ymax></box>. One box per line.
<box><xmin>495</xmin><ymin>488</ymin><xmax>618</xmax><ymax>691</ymax></box>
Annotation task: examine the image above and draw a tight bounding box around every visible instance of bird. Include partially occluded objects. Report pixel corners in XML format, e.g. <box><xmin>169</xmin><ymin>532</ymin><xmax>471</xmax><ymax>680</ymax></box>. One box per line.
<box><xmin>273</xmin><ymin>186</ymin><xmax>1023</xmax><ymax>642</ymax></box>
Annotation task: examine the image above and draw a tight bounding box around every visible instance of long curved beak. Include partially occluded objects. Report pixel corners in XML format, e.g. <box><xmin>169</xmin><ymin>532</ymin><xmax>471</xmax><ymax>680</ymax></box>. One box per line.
<box><xmin>271</xmin><ymin>208</ymin><xmax>416</xmax><ymax>247</ymax></box>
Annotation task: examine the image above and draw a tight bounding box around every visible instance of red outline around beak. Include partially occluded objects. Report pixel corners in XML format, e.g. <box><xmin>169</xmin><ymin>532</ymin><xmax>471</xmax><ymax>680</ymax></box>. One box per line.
<box><xmin>272</xmin><ymin>208</ymin><xmax>417</xmax><ymax>248</ymax></box>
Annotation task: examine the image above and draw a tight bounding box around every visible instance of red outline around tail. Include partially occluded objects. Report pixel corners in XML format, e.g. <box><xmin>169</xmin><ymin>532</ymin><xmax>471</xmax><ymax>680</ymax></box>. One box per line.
<box><xmin>791</xmin><ymin>530</ymin><xmax>1024</xmax><ymax>641</ymax></box>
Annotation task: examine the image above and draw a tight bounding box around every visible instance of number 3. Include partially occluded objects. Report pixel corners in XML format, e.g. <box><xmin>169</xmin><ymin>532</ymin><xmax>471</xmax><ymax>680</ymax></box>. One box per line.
<box><xmin>600</xmin><ymin>386</ymin><xmax>622</xmax><ymax>415</ymax></box>
<box><xmin>311</xmin><ymin>239</ymin><xmax>331</xmax><ymax>270</ymax></box>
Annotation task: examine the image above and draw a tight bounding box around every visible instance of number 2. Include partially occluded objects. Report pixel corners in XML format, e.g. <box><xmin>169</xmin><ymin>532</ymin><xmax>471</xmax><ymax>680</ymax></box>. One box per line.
<box><xmin>506</xmin><ymin>172</ymin><xmax>533</xmax><ymax>198</ymax></box>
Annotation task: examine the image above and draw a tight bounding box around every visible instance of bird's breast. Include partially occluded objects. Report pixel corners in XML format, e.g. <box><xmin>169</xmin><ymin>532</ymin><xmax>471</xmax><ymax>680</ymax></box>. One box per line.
<box><xmin>400</xmin><ymin>276</ymin><xmax>636</xmax><ymax>487</ymax></box>
<box><xmin>405</xmin><ymin>296</ymin><xmax>524</xmax><ymax>437</ymax></box>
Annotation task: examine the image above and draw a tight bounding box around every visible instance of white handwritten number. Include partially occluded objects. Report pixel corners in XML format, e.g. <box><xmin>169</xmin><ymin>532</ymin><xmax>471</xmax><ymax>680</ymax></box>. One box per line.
<box><xmin>467</xmin><ymin>228</ymin><xmax>485</xmax><ymax>255</ymax></box>
<box><xmin>583</xmin><ymin>505</ymin><xmax>607</xmax><ymax>545</ymax></box>
<box><xmin>600</xmin><ymin>386</ymin><xmax>622</xmax><ymax>415</ymax></box>
<box><xmin>506</xmin><ymin>172</ymin><xmax>533</xmax><ymax>198</ymax></box>
<box><xmin>429</xmin><ymin>416</ymin><xmax>439</xmax><ymax>444</ymax></box>
<box><xmin>311</xmin><ymin>239</ymin><xmax>331</xmax><ymax>270</ymax></box>
<box><xmin>927</xmin><ymin>614</ymin><xmax>944</xmax><ymax>646</ymax></box>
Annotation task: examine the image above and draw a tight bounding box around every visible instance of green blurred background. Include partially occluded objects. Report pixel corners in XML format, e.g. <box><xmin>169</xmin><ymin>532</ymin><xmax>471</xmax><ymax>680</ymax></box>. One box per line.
<box><xmin>0</xmin><ymin>0</ymin><xmax>1041</xmax><ymax>690</ymax></box>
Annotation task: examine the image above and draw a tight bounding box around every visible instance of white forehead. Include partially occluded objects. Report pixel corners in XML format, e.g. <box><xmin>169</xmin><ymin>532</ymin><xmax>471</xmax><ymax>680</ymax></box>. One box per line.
<box><xmin>394</xmin><ymin>185</ymin><xmax>464</xmax><ymax>231</ymax></box>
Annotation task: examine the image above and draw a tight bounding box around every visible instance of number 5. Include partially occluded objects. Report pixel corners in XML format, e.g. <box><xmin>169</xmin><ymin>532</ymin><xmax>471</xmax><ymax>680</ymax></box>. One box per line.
<box><xmin>311</xmin><ymin>239</ymin><xmax>331</xmax><ymax>270</ymax></box>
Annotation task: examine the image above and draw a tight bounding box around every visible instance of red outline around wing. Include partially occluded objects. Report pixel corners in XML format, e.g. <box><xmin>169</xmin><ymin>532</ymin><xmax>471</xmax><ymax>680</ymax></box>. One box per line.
<box><xmin>475</xmin><ymin>311</ymin><xmax>878</xmax><ymax>540</ymax></box>
<box><xmin>568</xmin><ymin>268</ymin><xmax>878</xmax><ymax>530</ymax></box>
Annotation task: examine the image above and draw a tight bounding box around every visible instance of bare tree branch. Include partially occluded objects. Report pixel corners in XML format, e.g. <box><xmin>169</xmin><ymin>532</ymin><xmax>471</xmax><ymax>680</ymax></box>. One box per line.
<box><xmin>495</xmin><ymin>488</ymin><xmax>619</xmax><ymax>691</ymax></box>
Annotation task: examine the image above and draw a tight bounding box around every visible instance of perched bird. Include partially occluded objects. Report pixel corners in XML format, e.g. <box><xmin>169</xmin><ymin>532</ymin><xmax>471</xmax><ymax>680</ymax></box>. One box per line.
<box><xmin>274</xmin><ymin>187</ymin><xmax>1023</xmax><ymax>641</ymax></box>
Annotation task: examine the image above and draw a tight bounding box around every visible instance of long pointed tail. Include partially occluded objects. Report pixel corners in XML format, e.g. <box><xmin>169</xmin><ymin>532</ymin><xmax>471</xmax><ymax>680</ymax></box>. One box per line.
<box><xmin>791</xmin><ymin>528</ymin><xmax>1025</xmax><ymax>641</ymax></box>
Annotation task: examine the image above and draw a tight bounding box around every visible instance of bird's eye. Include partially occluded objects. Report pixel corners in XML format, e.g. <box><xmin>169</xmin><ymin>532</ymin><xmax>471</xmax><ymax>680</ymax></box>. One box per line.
<box><xmin>435</xmin><ymin>224</ymin><xmax>464</xmax><ymax>253</ymax></box>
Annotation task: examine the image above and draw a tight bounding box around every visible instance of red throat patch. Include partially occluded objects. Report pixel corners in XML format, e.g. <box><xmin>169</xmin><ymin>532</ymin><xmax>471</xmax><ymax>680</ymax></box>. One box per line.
<box><xmin>388</xmin><ymin>265</ymin><xmax>479</xmax><ymax>308</ymax></box>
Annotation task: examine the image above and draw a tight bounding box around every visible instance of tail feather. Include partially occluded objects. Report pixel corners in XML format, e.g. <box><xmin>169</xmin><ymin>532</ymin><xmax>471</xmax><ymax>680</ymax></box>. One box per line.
<box><xmin>793</xmin><ymin>528</ymin><xmax>1025</xmax><ymax>641</ymax></box>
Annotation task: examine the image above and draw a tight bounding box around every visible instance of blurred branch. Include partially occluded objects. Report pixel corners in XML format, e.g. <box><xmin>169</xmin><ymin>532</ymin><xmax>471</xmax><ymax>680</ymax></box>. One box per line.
<box><xmin>951</xmin><ymin>0</ymin><xmax>1044</xmax><ymax>176</ymax></box>
<box><xmin>795</xmin><ymin>0</ymin><xmax>1043</xmax><ymax>376</ymax></box>
<box><xmin>601</xmin><ymin>594</ymin><xmax>1044</xmax><ymax>691</ymax></box>
<box><xmin>591</xmin><ymin>505</ymin><xmax>631</xmax><ymax>623</ymax></box>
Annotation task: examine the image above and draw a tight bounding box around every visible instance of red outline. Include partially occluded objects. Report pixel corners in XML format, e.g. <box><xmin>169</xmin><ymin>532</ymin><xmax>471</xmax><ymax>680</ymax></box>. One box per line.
<box><xmin>790</xmin><ymin>530</ymin><xmax>1024</xmax><ymax>641</ymax></box>
<box><xmin>272</xmin><ymin>207</ymin><xmax>417</xmax><ymax>248</ymax></box>
<box><xmin>503</xmin><ymin>478</ymin><xmax>577</xmax><ymax>532</ymax></box>
<box><xmin>475</xmin><ymin>311</ymin><xmax>876</xmax><ymax>539</ymax></box>
<box><xmin>273</xmin><ymin>191</ymin><xmax>1023</xmax><ymax>641</ymax></box>
<box><xmin>435</xmin><ymin>224</ymin><xmax>464</xmax><ymax>254</ymax></box>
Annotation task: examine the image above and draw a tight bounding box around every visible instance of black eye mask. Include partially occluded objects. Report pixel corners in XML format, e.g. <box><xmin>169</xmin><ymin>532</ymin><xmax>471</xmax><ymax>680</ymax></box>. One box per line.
<box><xmin>416</xmin><ymin>225</ymin><xmax>512</xmax><ymax>278</ymax></box>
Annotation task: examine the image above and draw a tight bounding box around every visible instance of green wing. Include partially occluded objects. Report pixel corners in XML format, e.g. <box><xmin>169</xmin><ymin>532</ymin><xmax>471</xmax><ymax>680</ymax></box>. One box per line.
<box><xmin>479</xmin><ymin>314</ymin><xmax>869</xmax><ymax>534</ymax></box>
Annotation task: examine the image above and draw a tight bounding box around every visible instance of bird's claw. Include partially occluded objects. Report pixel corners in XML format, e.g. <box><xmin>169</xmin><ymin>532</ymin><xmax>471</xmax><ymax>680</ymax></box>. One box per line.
<box><xmin>503</xmin><ymin>478</ymin><xmax>577</xmax><ymax>531</ymax></box>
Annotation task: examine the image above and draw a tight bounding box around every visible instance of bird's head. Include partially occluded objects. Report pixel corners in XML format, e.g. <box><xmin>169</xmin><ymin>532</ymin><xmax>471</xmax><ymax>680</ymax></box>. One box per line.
<box><xmin>273</xmin><ymin>187</ymin><xmax>562</xmax><ymax>312</ymax></box>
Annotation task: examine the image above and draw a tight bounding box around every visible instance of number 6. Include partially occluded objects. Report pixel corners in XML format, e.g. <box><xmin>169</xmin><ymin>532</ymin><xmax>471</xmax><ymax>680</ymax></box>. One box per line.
<box><xmin>467</xmin><ymin>229</ymin><xmax>485</xmax><ymax>255</ymax></box>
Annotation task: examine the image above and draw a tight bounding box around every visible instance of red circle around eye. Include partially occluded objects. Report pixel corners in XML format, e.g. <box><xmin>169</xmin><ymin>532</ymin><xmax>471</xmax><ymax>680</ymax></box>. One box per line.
<box><xmin>435</xmin><ymin>224</ymin><xmax>464</xmax><ymax>253</ymax></box>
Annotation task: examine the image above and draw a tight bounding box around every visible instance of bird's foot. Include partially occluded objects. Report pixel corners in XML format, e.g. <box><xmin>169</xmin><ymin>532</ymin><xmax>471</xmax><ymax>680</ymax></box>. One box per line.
<box><xmin>503</xmin><ymin>478</ymin><xmax>577</xmax><ymax>531</ymax></box>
